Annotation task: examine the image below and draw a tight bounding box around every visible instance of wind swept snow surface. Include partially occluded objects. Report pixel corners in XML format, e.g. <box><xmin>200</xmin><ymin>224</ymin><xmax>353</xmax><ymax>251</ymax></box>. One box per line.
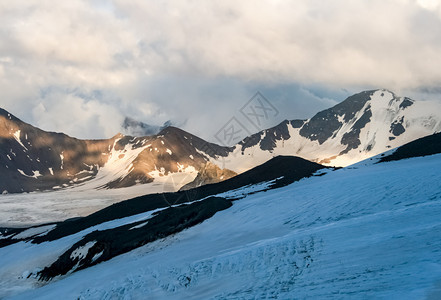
<box><xmin>4</xmin><ymin>153</ymin><xmax>441</xmax><ymax>299</ymax></box>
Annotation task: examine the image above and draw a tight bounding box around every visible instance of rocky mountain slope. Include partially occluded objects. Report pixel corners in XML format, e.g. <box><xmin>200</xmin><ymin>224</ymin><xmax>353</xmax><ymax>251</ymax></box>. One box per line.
<box><xmin>0</xmin><ymin>108</ymin><xmax>234</xmax><ymax>194</ymax></box>
<box><xmin>216</xmin><ymin>89</ymin><xmax>441</xmax><ymax>172</ymax></box>
<box><xmin>1</xmin><ymin>88</ymin><xmax>440</xmax><ymax>194</ymax></box>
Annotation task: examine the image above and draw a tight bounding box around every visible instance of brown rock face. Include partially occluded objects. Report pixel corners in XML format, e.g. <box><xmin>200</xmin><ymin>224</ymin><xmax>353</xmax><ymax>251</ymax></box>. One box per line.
<box><xmin>0</xmin><ymin>108</ymin><xmax>235</xmax><ymax>193</ymax></box>
<box><xmin>180</xmin><ymin>162</ymin><xmax>237</xmax><ymax>191</ymax></box>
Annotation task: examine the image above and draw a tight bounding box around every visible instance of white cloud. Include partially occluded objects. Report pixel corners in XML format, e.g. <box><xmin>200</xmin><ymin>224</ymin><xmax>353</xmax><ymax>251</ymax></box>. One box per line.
<box><xmin>416</xmin><ymin>0</ymin><xmax>441</xmax><ymax>11</ymax></box>
<box><xmin>1</xmin><ymin>0</ymin><xmax>441</xmax><ymax>140</ymax></box>
<box><xmin>30</xmin><ymin>90</ymin><xmax>124</xmax><ymax>138</ymax></box>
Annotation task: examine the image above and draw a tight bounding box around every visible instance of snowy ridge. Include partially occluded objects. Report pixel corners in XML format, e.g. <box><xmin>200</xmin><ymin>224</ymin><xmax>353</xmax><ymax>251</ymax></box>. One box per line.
<box><xmin>0</xmin><ymin>155</ymin><xmax>326</xmax><ymax>297</ymax></box>
<box><xmin>2</xmin><ymin>150</ymin><xmax>441</xmax><ymax>299</ymax></box>
<box><xmin>215</xmin><ymin>90</ymin><xmax>441</xmax><ymax>172</ymax></box>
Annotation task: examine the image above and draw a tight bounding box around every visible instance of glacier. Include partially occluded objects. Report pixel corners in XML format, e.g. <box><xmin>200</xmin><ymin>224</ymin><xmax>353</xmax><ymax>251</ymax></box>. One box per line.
<box><xmin>2</xmin><ymin>151</ymin><xmax>441</xmax><ymax>299</ymax></box>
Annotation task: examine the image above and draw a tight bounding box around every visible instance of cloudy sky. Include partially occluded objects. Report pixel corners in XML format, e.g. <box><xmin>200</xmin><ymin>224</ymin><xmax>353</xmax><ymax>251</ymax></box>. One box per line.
<box><xmin>1</xmin><ymin>0</ymin><xmax>441</xmax><ymax>142</ymax></box>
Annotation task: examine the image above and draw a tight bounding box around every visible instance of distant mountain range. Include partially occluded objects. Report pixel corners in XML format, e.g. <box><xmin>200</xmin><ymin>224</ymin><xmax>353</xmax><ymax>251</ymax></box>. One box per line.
<box><xmin>1</xmin><ymin>89</ymin><xmax>440</xmax><ymax>193</ymax></box>
<box><xmin>0</xmin><ymin>109</ymin><xmax>233</xmax><ymax>193</ymax></box>
<box><xmin>218</xmin><ymin>89</ymin><xmax>441</xmax><ymax>172</ymax></box>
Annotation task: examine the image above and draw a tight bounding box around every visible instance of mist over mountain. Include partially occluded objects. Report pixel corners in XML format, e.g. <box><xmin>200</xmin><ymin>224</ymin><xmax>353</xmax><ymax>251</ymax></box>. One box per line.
<box><xmin>121</xmin><ymin>117</ymin><xmax>180</xmax><ymax>137</ymax></box>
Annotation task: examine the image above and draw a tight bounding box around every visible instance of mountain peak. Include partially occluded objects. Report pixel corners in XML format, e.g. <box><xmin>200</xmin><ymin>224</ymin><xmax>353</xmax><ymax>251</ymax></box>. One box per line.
<box><xmin>157</xmin><ymin>125</ymin><xmax>187</xmax><ymax>136</ymax></box>
<box><xmin>111</xmin><ymin>132</ymin><xmax>125</xmax><ymax>139</ymax></box>
<box><xmin>122</xmin><ymin>117</ymin><xmax>177</xmax><ymax>137</ymax></box>
<box><xmin>221</xmin><ymin>89</ymin><xmax>441</xmax><ymax>171</ymax></box>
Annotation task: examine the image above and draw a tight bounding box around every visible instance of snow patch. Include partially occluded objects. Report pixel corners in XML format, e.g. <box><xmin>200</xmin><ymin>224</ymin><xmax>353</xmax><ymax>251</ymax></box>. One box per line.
<box><xmin>13</xmin><ymin>225</ymin><xmax>56</xmax><ymax>240</ymax></box>
<box><xmin>13</xmin><ymin>130</ymin><xmax>28</xmax><ymax>150</ymax></box>
<box><xmin>60</xmin><ymin>153</ymin><xmax>64</xmax><ymax>170</ymax></box>
<box><xmin>91</xmin><ymin>251</ymin><xmax>104</xmax><ymax>263</ymax></box>
<box><xmin>71</xmin><ymin>241</ymin><xmax>96</xmax><ymax>261</ymax></box>
<box><xmin>17</xmin><ymin>169</ymin><xmax>42</xmax><ymax>179</ymax></box>
<box><xmin>129</xmin><ymin>221</ymin><xmax>149</xmax><ymax>230</ymax></box>
<box><xmin>148</xmin><ymin>165</ymin><xmax>198</xmax><ymax>192</ymax></box>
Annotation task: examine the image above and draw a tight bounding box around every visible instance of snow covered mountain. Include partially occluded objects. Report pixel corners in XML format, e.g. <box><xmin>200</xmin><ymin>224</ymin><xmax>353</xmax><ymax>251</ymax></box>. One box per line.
<box><xmin>1</xmin><ymin>89</ymin><xmax>440</xmax><ymax>195</ymax></box>
<box><xmin>2</xmin><ymin>89</ymin><xmax>441</xmax><ymax>298</ymax></box>
<box><xmin>216</xmin><ymin>89</ymin><xmax>441</xmax><ymax>172</ymax></box>
<box><xmin>1</xmin><ymin>132</ymin><xmax>440</xmax><ymax>299</ymax></box>
<box><xmin>0</xmin><ymin>108</ymin><xmax>234</xmax><ymax>194</ymax></box>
